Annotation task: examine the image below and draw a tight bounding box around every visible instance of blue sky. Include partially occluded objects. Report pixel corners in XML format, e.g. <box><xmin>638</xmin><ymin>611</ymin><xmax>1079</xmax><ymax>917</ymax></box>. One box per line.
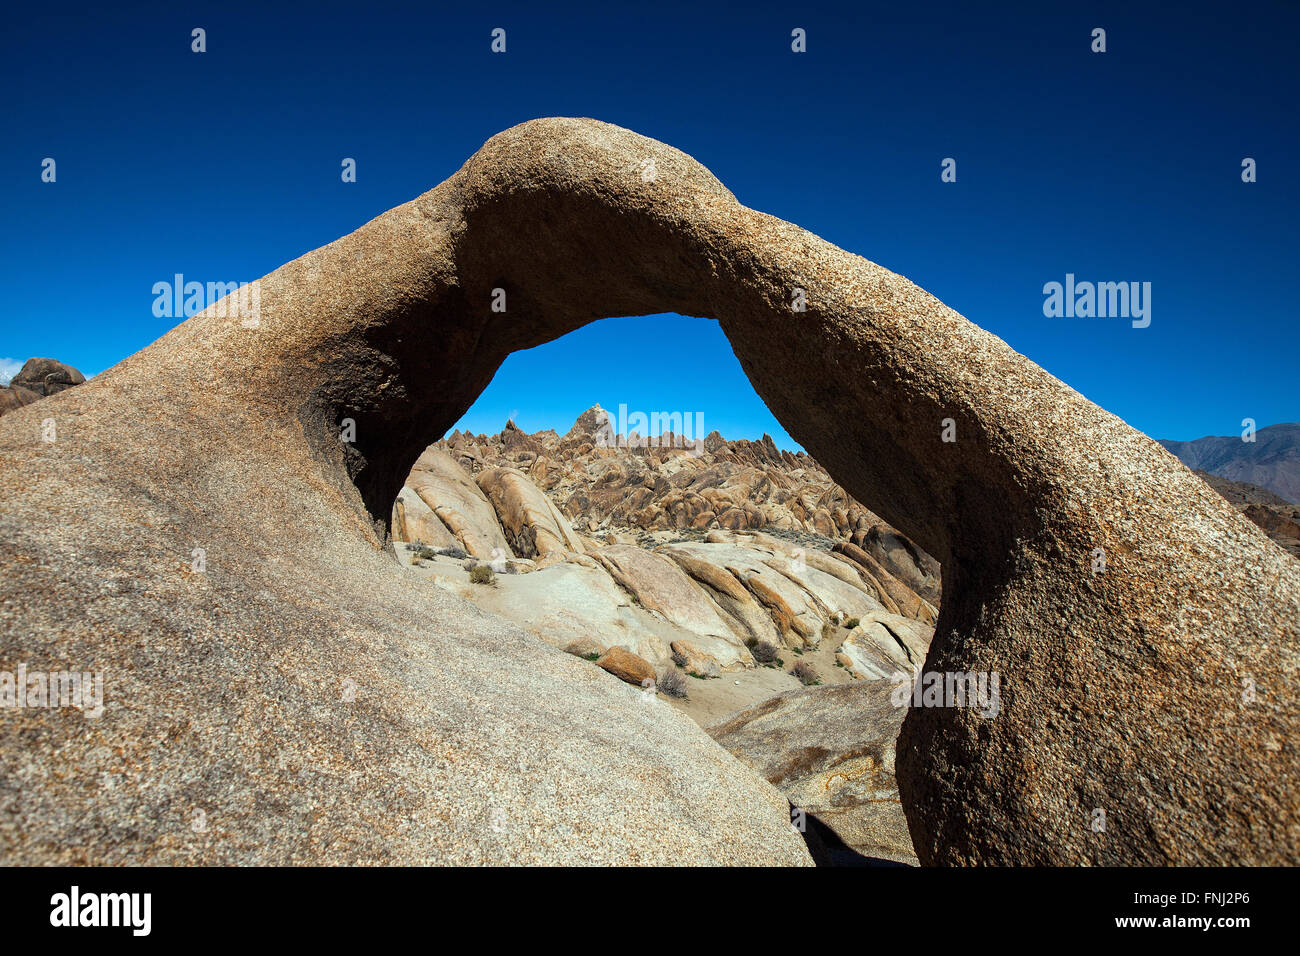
<box><xmin>1</xmin><ymin>1</ymin><xmax>1295</xmax><ymax>447</ymax></box>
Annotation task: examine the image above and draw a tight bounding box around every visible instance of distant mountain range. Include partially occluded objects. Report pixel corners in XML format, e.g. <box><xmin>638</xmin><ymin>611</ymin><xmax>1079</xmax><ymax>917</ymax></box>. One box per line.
<box><xmin>1159</xmin><ymin>423</ymin><xmax>1300</xmax><ymax>505</ymax></box>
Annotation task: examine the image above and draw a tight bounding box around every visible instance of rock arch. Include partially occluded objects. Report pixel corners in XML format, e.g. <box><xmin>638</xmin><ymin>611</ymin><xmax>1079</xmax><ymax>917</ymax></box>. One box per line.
<box><xmin>1</xmin><ymin>118</ymin><xmax>1296</xmax><ymax>864</ymax></box>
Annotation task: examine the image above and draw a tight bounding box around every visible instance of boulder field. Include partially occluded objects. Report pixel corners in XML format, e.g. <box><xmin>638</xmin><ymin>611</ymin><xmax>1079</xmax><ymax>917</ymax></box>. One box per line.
<box><xmin>389</xmin><ymin>413</ymin><xmax>938</xmax><ymax>679</ymax></box>
<box><xmin>1</xmin><ymin>117</ymin><xmax>1297</xmax><ymax>864</ymax></box>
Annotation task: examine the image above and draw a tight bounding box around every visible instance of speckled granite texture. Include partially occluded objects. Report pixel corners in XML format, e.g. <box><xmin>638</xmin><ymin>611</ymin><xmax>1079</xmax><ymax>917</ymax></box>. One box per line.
<box><xmin>1</xmin><ymin>118</ymin><xmax>1295</xmax><ymax>864</ymax></box>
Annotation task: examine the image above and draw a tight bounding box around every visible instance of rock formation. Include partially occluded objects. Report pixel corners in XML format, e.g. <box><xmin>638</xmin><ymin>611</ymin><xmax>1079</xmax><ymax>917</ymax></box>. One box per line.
<box><xmin>388</xmin><ymin>414</ymin><xmax>938</xmax><ymax>680</ymax></box>
<box><xmin>1194</xmin><ymin>470</ymin><xmax>1300</xmax><ymax>559</ymax></box>
<box><xmin>0</xmin><ymin>358</ymin><xmax>84</xmax><ymax>418</ymax></box>
<box><xmin>438</xmin><ymin>403</ymin><xmax>895</xmax><ymax>543</ymax></box>
<box><xmin>1</xmin><ymin>118</ymin><xmax>1297</xmax><ymax>865</ymax></box>
<box><xmin>711</xmin><ymin>680</ymin><xmax>918</xmax><ymax>865</ymax></box>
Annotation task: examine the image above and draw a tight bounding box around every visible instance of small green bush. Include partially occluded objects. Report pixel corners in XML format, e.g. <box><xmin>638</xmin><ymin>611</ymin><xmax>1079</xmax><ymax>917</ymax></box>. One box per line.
<box><xmin>751</xmin><ymin>641</ymin><xmax>781</xmax><ymax>665</ymax></box>
<box><xmin>844</xmin><ymin>617</ymin><xmax>860</xmax><ymax>630</ymax></box>
<box><xmin>469</xmin><ymin>564</ymin><xmax>496</xmax><ymax>585</ymax></box>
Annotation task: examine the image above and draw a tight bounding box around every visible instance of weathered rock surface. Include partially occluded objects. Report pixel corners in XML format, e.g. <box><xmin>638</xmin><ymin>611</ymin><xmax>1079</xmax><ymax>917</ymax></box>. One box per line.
<box><xmin>439</xmin><ymin>403</ymin><xmax>936</xmax><ymax>573</ymax></box>
<box><xmin>9</xmin><ymin>357</ymin><xmax>85</xmax><ymax>396</ymax></box>
<box><xmin>564</xmin><ymin>637</ymin><xmax>605</xmax><ymax>659</ymax></box>
<box><xmin>659</xmin><ymin>538</ymin><xmax>887</xmax><ymax>648</ymax></box>
<box><xmin>390</xmin><ymin>419</ymin><xmax>936</xmax><ymax>672</ymax></box>
<box><xmin>0</xmin><ymin>358</ymin><xmax>85</xmax><ymax>419</ymax></box>
<box><xmin>419</xmin><ymin>554</ymin><xmax>671</xmax><ymax>664</ymax></box>
<box><xmin>670</xmin><ymin>639</ymin><xmax>722</xmax><ymax>678</ymax></box>
<box><xmin>710</xmin><ymin>680</ymin><xmax>918</xmax><ymax>865</ymax></box>
<box><xmin>2</xmin><ymin>117</ymin><xmax>1297</xmax><ymax>865</ymax></box>
<box><xmin>403</xmin><ymin>447</ymin><xmax>511</xmax><ymax>559</ymax></box>
<box><xmin>1194</xmin><ymin>470</ymin><xmax>1300</xmax><ymax>559</ymax></box>
<box><xmin>660</xmin><ymin>547</ymin><xmax>786</xmax><ymax>649</ymax></box>
<box><xmin>833</xmin><ymin>541</ymin><xmax>937</xmax><ymax>624</ymax></box>
<box><xmin>595</xmin><ymin>646</ymin><xmax>657</xmax><ymax>687</ymax></box>
<box><xmin>838</xmin><ymin>613</ymin><xmax>933</xmax><ymax>681</ymax></box>
<box><xmin>392</xmin><ymin>485</ymin><xmax>459</xmax><ymax>550</ymax></box>
<box><xmin>592</xmin><ymin>545</ymin><xmax>739</xmax><ymax>642</ymax></box>
<box><xmin>860</xmin><ymin>524</ymin><xmax>942</xmax><ymax>606</ymax></box>
<box><xmin>0</xmin><ymin>382</ymin><xmax>41</xmax><ymax>417</ymax></box>
<box><xmin>476</xmin><ymin>466</ymin><xmax>587</xmax><ymax>558</ymax></box>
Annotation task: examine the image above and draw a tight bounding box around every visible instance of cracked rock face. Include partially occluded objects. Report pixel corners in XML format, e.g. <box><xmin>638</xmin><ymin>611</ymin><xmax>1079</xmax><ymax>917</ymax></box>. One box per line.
<box><xmin>1</xmin><ymin>117</ymin><xmax>1297</xmax><ymax>864</ymax></box>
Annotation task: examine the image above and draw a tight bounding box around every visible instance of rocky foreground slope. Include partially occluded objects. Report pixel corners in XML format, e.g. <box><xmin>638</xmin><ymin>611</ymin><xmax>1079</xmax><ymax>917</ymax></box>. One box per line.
<box><xmin>2</xmin><ymin>118</ymin><xmax>1297</xmax><ymax>865</ymax></box>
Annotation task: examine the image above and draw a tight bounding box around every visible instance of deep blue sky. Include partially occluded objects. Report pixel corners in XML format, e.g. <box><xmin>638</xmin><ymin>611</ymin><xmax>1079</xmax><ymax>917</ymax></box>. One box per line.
<box><xmin>2</xmin><ymin>1</ymin><xmax>1295</xmax><ymax>447</ymax></box>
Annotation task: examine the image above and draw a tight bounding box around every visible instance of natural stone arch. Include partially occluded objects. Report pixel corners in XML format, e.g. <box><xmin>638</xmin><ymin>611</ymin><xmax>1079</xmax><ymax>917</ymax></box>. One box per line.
<box><xmin>1</xmin><ymin>118</ymin><xmax>1295</xmax><ymax>864</ymax></box>
<box><xmin>313</xmin><ymin>118</ymin><xmax>1300</xmax><ymax>864</ymax></box>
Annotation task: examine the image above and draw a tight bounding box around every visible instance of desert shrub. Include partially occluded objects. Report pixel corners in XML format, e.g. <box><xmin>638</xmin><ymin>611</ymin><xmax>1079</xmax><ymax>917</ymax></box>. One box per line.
<box><xmin>435</xmin><ymin>546</ymin><xmax>469</xmax><ymax>560</ymax></box>
<box><xmin>792</xmin><ymin>662</ymin><xmax>821</xmax><ymax>686</ymax></box>
<box><xmin>657</xmin><ymin>665</ymin><xmax>689</xmax><ymax>699</ymax></box>
<box><xmin>821</xmin><ymin>619</ymin><xmax>839</xmax><ymax>642</ymax></box>
<box><xmin>503</xmin><ymin>560</ymin><xmax>518</xmax><ymax>574</ymax></box>
<box><xmin>469</xmin><ymin>564</ymin><xmax>496</xmax><ymax>585</ymax></box>
<box><xmin>671</xmin><ymin>648</ymin><xmax>689</xmax><ymax>668</ymax></box>
<box><xmin>844</xmin><ymin>617</ymin><xmax>860</xmax><ymax>630</ymax></box>
<box><xmin>414</xmin><ymin>546</ymin><xmax>438</xmax><ymax>561</ymax></box>
<box><xmin>751</xmin><ymin>640</ymin><xmax>781</xmax><ymax>665</ymax></box>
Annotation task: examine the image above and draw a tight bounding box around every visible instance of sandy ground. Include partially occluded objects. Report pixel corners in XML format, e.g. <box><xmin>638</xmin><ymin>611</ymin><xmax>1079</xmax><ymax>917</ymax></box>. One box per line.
<box><xmin>666</xmin><ymin>633</ymin><xmax>858</xmax><ymax>728</ymax></box>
